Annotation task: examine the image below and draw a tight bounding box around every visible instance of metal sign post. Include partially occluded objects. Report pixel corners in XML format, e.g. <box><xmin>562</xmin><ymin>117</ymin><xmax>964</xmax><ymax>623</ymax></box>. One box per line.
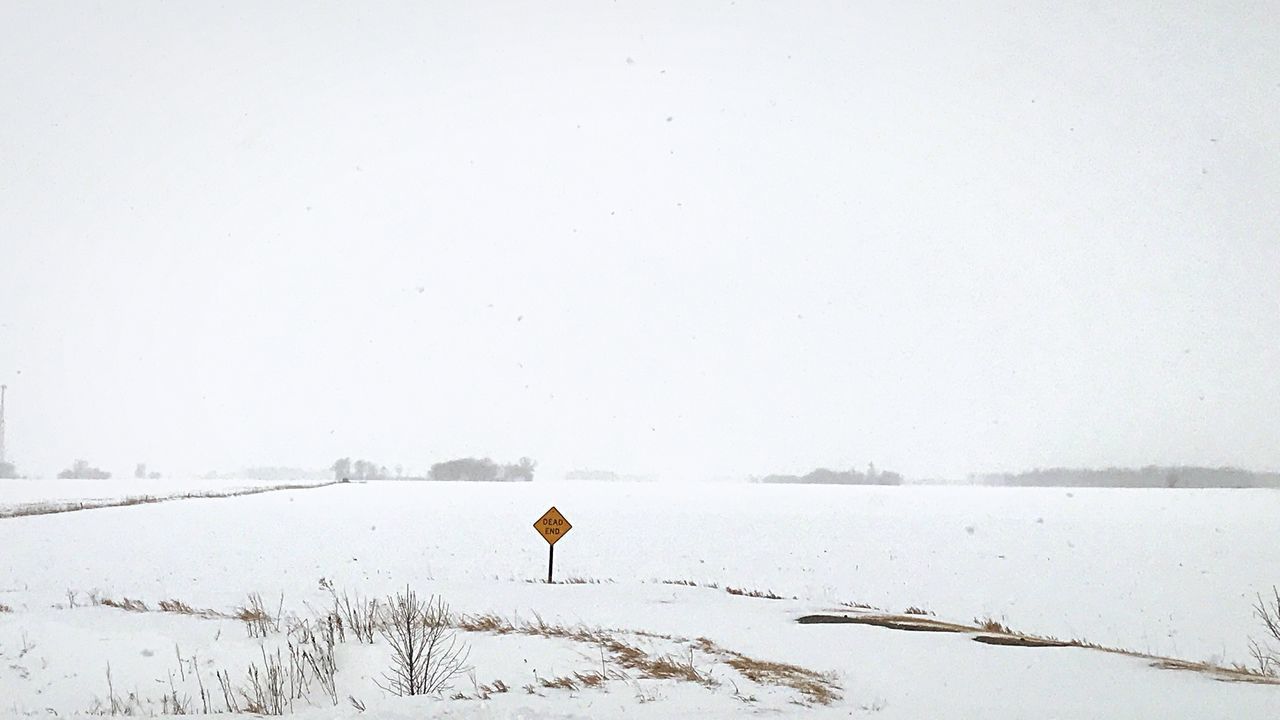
<box><xmin>533</xmin><ymin>506</ymin><xmax>572</xmax><ymax>583</ymax></box>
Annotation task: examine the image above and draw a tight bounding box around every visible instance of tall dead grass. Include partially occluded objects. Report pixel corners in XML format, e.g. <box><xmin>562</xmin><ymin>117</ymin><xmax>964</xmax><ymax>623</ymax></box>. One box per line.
<box><xmin>457</xmin><ymin>612</ymin><xmax>838</xmax><ymax>704</ymax></box>
<box><xmin>98</xmin><ymin>597</ymin><xmax>148</xmax><ymax>613</ymax></box>
<box><xmin>88</xmin><ymin>583</ymin><xmax>483</xmax><ymax>715</ymax></box>
<box><xmin>695</xmin><ymin>637</ymin><xmax>839</xmax><ymax>706</ymax></box>
<box><xmin>236</xmin><ymin>593</ymin><xmax>282</xmax><ymax>638</ymax></box>
<box><xmin>329</xmin><ymin>587</ymin><xmax>379</xmax><ymax>644</ymax></box>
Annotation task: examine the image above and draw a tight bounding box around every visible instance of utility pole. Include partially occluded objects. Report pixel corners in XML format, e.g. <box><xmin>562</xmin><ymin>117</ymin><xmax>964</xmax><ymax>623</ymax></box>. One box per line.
<box><xmin>0</xmin><ymin>384</ymin><xmax>7</xmax><ymax>465</ymax></box>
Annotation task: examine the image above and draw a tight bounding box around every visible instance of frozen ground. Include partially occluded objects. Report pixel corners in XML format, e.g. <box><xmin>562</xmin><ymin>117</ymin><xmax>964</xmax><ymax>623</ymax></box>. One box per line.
<box><xmin>0</xmin><ymin>481</ymin><xmax>1277</xmax><ymax>718</ymax></box>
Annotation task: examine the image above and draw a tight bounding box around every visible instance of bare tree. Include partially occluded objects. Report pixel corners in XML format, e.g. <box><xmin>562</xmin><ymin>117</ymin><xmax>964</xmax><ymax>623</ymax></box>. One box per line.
<box><xmin>332</xmin><ymin>458</ymin><xmax>352</xmax><ymax>481</ymax></box>
<box><xmin>376</xmin><ymin>588</ymin><xmax>470</xmax><ymax>696</ymax></box>
<box><xmin>1251</xmin><ymin>586</ymin><xmax>1280</xmax><ymax>676</ymax></box>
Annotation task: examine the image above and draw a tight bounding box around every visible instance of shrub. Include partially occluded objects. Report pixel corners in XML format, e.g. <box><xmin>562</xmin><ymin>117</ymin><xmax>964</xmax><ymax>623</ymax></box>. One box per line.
<box><xmin>376</xmin><ymin>588</ymin><xmax>471</xmax><ymax>696</ymax></box>
<box><xmin>1250</xmin><ymin>586</ymin><xmax>1280</xmax><ymax>677</ymax></box>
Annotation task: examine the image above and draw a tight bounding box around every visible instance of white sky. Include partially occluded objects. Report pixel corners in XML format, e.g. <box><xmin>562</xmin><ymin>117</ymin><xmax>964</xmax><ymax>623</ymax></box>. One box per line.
<box><xmin>1</xmin><ymin>1</ymin><xmax>1277</xmax><ymax>480</ymax></box>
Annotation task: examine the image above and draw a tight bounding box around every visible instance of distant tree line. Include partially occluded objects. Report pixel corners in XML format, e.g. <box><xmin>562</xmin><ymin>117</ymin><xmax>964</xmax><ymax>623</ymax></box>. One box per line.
<box><xmin>331</xmin><ymin>458</ymin><xmax>393</xmax><ymax>481</ymax></box>
<box><xmin>975</xmin><ymin>466</ymin><xmax>1280</xmax><ymax>489</ymax></box>
<box><xmin>0</xmin><ymin>460</ymin><xmax>17</xmax><ymax>479</ymax></box>
<box><xmin>57</xmin><ymin>459</ymin><xmax>111</xmax><ymax>480</ymax></box>
<box><xmin>756</xmin><ymin>463</ymin><xmax>903</xmax><ymax>486</ymax></box>
<box><xmin>428</xmin><ymin>457</ymin><xmax>535</xmax><ymax>482</ymax></box>
<box><xmin>330</xmin><ymin>456</ymin><xmax>536</xmax><ymax>482</ymax></box>
<box><xmin>134</xmin><ymin>463</ymin><xmax>162</xmax><ymax>479</ymax></box>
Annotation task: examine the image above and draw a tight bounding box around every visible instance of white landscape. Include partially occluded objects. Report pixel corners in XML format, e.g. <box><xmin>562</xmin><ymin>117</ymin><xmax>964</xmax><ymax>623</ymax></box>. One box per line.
<box><xmin>1</xmin><ymin>480</ymin><xmax>1277</xmax><ymax>718</ymax></box>
<box><xmin>2</xmin><ymin>1</ymin><xmax>1277</xmax><ymax>718</ymax></box>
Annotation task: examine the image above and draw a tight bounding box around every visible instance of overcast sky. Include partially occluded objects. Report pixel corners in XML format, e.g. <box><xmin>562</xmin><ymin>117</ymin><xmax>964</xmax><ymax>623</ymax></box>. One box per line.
<box><xmin>0</xmin><ymin>2</ymin><xmax>1276</xmax><ymax>481</ymax></box>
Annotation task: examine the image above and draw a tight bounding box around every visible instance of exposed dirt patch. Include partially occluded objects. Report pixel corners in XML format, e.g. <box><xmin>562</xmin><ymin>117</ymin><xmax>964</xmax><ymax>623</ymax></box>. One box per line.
<box><xmin>798</xmin><ymin>614</ymin><xmax>974</xmax><ymax>633</ymax></box>
<box><xmin>798</xmin><ymin>612</ymin><xmax>1280</xmax><ymax>685</ymax></box>
<box><xmin>973</xmin><ymin>634</ymin><xmax>1072</xmax><ymax>648</ymax></box>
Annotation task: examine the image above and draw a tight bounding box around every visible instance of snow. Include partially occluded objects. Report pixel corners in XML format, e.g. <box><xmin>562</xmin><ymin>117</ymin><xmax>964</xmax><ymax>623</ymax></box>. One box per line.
<box><xmin>0</xmin><ymin>478</ymin><xmax>326</xmax><ymax>514</ymax></box>
<box><xmin>1</xmin><ymin>481</ymin><xmax>1277</xmax><ymax>717</ymax></box>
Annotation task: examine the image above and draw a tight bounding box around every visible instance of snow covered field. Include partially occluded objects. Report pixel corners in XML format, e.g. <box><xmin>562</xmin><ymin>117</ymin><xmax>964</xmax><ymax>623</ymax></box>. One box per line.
<box><xmin>0</xmin><ymin>478</ymin><xmax>329</xmax><ymax>516</ymax></box>
<box><xmin>1</xmin><ymin>481</ymin><xmax>1277</xmax><ymax>718</ymax></box>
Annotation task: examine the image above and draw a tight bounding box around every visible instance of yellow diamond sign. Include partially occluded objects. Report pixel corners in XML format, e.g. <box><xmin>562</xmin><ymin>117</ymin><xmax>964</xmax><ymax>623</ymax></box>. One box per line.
<box><xmin>534</xmin><ymin>506</ymin><xmax>572</xmax><ymax>546</ymax></box>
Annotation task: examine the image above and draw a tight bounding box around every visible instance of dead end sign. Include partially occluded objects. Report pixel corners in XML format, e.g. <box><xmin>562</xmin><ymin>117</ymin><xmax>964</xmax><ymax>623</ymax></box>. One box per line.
<box><xmin>535</xmin><ymin>506</ymin><xmax>572</xmax><ymax>544</ymax></box>
<box><xmin>535</xmin><ymin>506</ymin><xmax>571</xmax><ymax>582</ymax></box>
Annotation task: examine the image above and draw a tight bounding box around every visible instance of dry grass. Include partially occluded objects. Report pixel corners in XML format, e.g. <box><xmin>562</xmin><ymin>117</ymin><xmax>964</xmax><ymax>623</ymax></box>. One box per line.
<box><xmin>695</xmin><ymin>637</ymin><xmax>839</xmax><ymax>705</ymax></box>
<box><xmin>328</xmin><ymin>587</ymin><xmax>379</xmax><ymax>644</ymax></box>
<box><xmin>537</xmin><ymin>670</ymin><xmax>618</xmax><ymax>690</ymax></box>
<box><xmin>81</xmin><ymin>593</ymin><xmax>229</xmax><ymax>621</ymax></box>
<box><xmin>903</xmin><ymin>606</ymin><xmax>934</xmax><ymax>616</ymax></box>
<box><xmin>539</xmin><ymin>675</ymin><xmax>579</xmax><ymax>690</ymax></box>
<box><xmin>1149</xmin><ymin>657</ymin><xmax>1280</xmax><ymax>684</ymax></box>
<box><xmin>590</xmin><ymin>635</ymin><xmax>717</xmax><ymax>688</ymax></box>
<box><xmin>158</xmin><ymin>598</ymin><xmax>196</xmax><ymax>614</ymax></box>
<box><xmin>474</xmin><ymin>679</ymin><xmax>509</xmax><ymax>698</ymax></box>
<box><xmin>157</xmin><ymin>599</ymin><xmax>226</xmax><ymax>619</ymax></box>
<box><xmin>660</xmin><ymin>579</ymin><xmax>720</xmax><ymax>589</ymax></box>
<box><xmin>526</xmin><ymin>577</ymin><xmax>615</xmax><ymax>585</ymax></box>
<box><xmin>457</xmin><ymin>612</ymin><xmax>837</xmax><ymax>704</ymax></box>
<box><xmin>973</xmin><ymin>616</ymin><xmax>1012</xmax><ymax>634</ymax></box>
<box><xmin>646</xmin><ymin>653</ymin><xmax>716</xmax><ymax>685</ymax></box>
<box><xmin>0</xmin><ymin>481</ymin><xmax>343</xmax><ymax>520</ymax></box>
<box><xmin>98</xmin><ymin>597</ymin><xmax>148</xmax><ymax>613</ymax></box>
<box><xmin>457</xmin><ymin>613</ymin><xmax>516</xmax><ymax>634</ymax></box>
<box><xmin>235</xmin><ymin>593</ymin><xmax>282</xmax><ymax>638</ymax></box>
<box><xmin>725</xmin><ymin>587</ymin><xmax>785</xmax><ymax>600</ymax></box>
<box><xmin>573</xmin><ymin>671</ymin><xmax>608</xmax><ymax>688</ymax></box>
<box><xmin>235</xmin><ymin>602</ymin><xmax>272</xmax><ymax>624</ymax></box>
